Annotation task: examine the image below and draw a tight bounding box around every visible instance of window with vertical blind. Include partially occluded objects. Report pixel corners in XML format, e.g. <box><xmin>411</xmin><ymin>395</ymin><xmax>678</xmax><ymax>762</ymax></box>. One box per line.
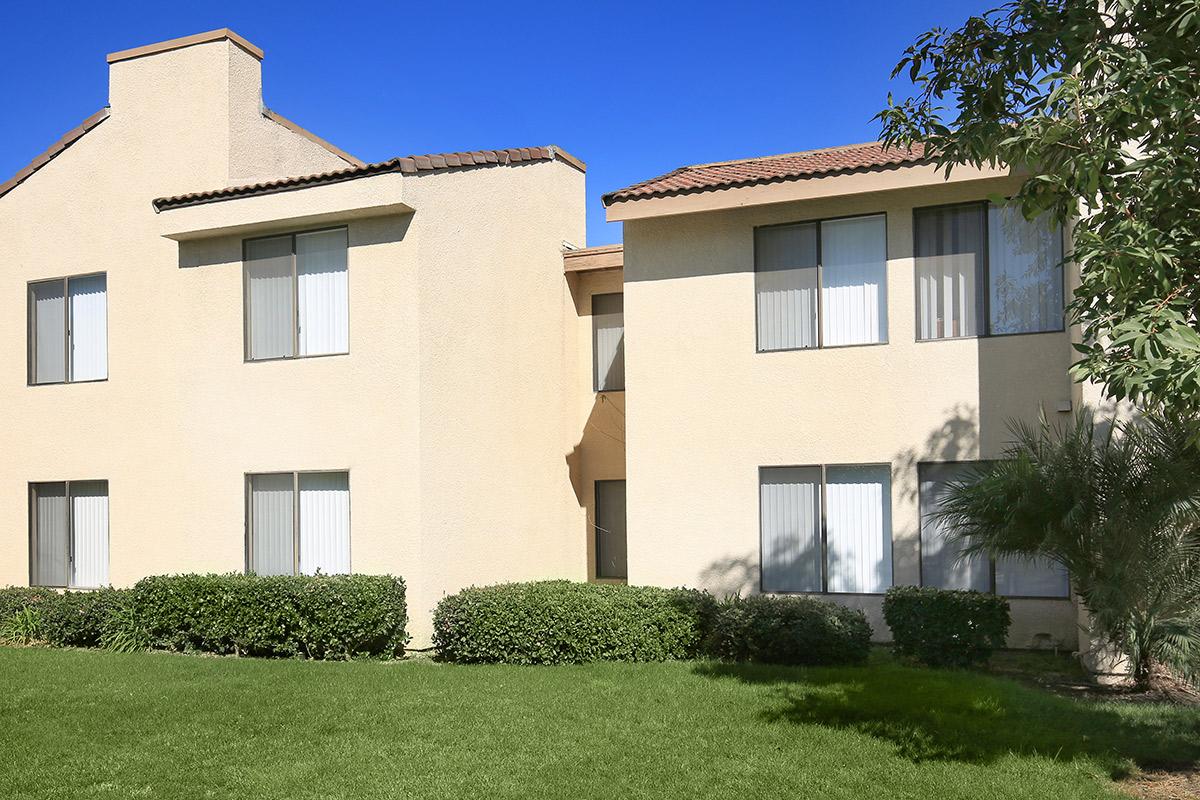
<box><xmin>247</xmin><ymin>471</ymin><xmax>350</xmax><ymax>575</ymax></box>
<box><xmin>594</xmin><ymin>480</ymin><xmax>627</xmax><ymax>579</ymax></box>
<box><xmin>29</xmin><ymin>480</ymin><xmax>109</xmax><ymax>588</ymax></box>
<box><xmin>760</xmin><ymin>464</ymin><xmax>893</xmax><ymax>594</ymax></box>
<box><xmin>914</xmin><ymin>202</ymin><xmax>1063</xmax><ymax>340</ymax></box>
<box><xmin>592</xmin><ymin>293</ymin><xmax>624</xmax><ymax>392</ymax></box>
<box><xmin>244</xmin><ymin>228</ymin><xmax>348</xmax><ymax>361</ymax></box>
<box><xmin>755</xmin><ymin>214</ymin><xmax>888</xmax><ymax>351</ymax></box>
<box><xmin>28</xmin><ymin>273</ymin><xmax>108</xmax><ymax>384</ymax></box>
<box><xmin>918</xmin><ymin>461</ymin><xmax>1071</xmax><ymax>598</ymax></box>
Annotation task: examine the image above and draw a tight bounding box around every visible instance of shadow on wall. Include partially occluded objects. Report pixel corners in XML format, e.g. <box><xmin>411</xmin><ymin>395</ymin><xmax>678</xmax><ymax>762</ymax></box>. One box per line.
<box><xmin>565</xmin><ymin>393</ymin><xmax>626</xmax><ymax>508</ymax></box>
<box><xmin>691</xmin><ymin>660</ymin><xmax>1200</xmax><ymax>776</ymax></box>
<box><xmin>175</xmin><ymin>214</ymin><xmax>413</xmax><ymax>269</ymax></box>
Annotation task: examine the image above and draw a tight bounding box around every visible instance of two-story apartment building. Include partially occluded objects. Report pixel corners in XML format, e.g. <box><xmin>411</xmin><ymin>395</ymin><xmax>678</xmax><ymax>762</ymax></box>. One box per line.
<box><xmin>602</xmin><ymin>145</ymin><xmax>1084</xmax><ymax>650</ymax></box>
<box><xmin>2</xmin><ymin>29</ymin><xmax>1084</xmax><ymax>649</ymax></box>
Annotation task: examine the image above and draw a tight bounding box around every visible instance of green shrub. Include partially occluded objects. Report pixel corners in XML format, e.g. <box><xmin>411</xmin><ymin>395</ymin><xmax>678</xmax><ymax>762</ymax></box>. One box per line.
<box><xmin>432</xmin><ymin>580</ymin><xmax>716</xmax><ymax>665</ymax></box>
<box><xmin>129</xmin><ymin>574</ymin><xmax>408</xmax><ymax>659</ymax></box>
<box><xmin>883</xmin><ymin>586</ymin><xmax>1011</xmax><ymax>668</ymax></box>
<box><xmin>0</xmin><ymin>587</ymin><xmax>127</xmax><ymax>648</ymax></box>
<box><xmin>705</xmin><ymin>594</ymin><xmax>873</xmax><ymax>666</ymax></box>
<box><xmin>0</xmin><ymin>607</ymin><xmax>44</xmax><ymax>646</ymax></box>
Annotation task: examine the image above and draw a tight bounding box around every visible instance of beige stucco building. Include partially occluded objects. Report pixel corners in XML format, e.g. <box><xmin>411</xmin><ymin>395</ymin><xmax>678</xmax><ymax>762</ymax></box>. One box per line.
<box><xmin>3</xmin><ymin>29</ymin><xmax>1083</xmax><ymax>649</ymax></box>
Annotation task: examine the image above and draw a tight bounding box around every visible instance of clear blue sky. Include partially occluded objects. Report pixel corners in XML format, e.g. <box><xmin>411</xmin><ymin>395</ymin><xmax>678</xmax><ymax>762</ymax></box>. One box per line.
<box><xmin>0</xmin><ymin>0</ymin><xmax>992</xmax><ymax>246</ymax></box>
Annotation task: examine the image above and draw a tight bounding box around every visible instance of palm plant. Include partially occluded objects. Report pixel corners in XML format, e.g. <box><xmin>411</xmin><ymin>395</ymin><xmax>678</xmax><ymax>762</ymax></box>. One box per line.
<box><xmin>936</xmin><ymin>412</ymin><xmax>1200</xmax><ymax>689</ymax></box>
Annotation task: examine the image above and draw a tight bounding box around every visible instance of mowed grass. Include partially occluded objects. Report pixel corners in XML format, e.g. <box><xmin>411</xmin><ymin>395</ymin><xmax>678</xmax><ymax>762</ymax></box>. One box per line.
<box><xmin>1</xmin><ymin>647</ymin><xmax>1197</xmax><ymax>800</ymax></box>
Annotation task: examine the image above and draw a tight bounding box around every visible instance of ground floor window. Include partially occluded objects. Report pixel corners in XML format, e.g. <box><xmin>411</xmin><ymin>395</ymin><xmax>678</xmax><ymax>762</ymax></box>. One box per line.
<box><xmin>247</xmin><ymin>471</ymin><xmax>350</xmax><ymax>576</ymax></box>
<box><xmin>760</xmin><ymin>464</ymin><xmax>893</xmax><ymax>594</ymax></box>
<box><xmin>30</xmin><ymin>480</ymin><xmax>109</xmax><ymax>588</ymax></box>
<box><xmin>594</xmin><ymin>480</ymin><xmax>627</xmax><ymax>579</ymax></box>
<box><xmin>919</xmin><ymin>462</ymin><xmax>1070</xmax><ymax>598</ymax></box>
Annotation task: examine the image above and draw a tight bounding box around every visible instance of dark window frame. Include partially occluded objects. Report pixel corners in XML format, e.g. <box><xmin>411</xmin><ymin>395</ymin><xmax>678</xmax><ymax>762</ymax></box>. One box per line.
<box><xmin>753</xmin><ymin>211</ymin><xmax>890</xmax><ymax>354</ymax></box>
<box><xmin>28</xmin><ymin>479</ymin><xmax>110</xmax><ymax>589</ymax></box>
<box><xmin>591</xmin><ymin>292</ymin><xmax>625</xmax><ymax>393</ymax></box>
<box><xmin>27</xmin><ymin>271</ymin><xmax>109</xmax><ymax>386</ymax></box>
<box><xmin>757</xmin><ymin>462</ymin><xmax>895</xmax><ymax>596</ymax></box>
<box><xmin>916</xmin><ymin>460</ymin><xmax>1072</xmax><ymax>600</ymax></box>
<box><xmin>594</xmin><ymin>479</ymin><xmax>627</xmax><ymax>580</ymax></box>
<box><xmin>244</xmin><ymin>469</ymin><xmax>352</xmax><ymax>576</ymax></box>
<box><xmin>912</xmin><ymin>200</ymin><xmax>1067</xmax><ymax>343</ymax></box>
<box><xmin>242</xmin><ymin>226</ymin><xmax>350</xmax><ymax>363</ymax></box>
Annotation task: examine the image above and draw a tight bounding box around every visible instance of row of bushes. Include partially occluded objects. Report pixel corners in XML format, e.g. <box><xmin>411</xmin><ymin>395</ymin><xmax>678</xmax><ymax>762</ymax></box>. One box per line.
<box><xmin>1</xmin><ymin>575</ymin><xmax>1011</xmax><ymax>669</ymax></box>
<box><xmin>0</xmin><ymin>574</ymin><xmax>408</xmax><ymax>660</ymax></box>
<box><xmin>432</xmin><ymin>581</ymin><xmax>1011</xmax><ymax>668</ymax></box>
<box><xmin>432</xmin><ymin>581</ymin><xmax>874</xmax><ymax>666</ymax></box>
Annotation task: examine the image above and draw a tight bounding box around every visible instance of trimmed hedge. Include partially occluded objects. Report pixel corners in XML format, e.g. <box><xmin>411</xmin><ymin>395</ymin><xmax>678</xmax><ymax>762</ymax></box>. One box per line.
<box><xmin>131</xmin><ymin>574</ymin><xmax>408</xmax><ymax>659</ymax></box>
<box><xmin>0</xmin><ymin>587</ymin><xmax>128</xmax><ymax>647</ymax></box>
<box><xmin>1</xmin><ymin>574</ymin><xmax>408</xmax><ymax>660</ymax></box>
<box><xmin>883</xmin><ymin>586</ymin><xmax>1011</xmax><ymax>668</ymax></box>
<box><xmin>432</xmin><ymin>581</ymin><xmax>716</xmax><ymax>664</ymax></box>
<box><xmin>705</xmin><ymin>594</ymin><xmax>873</xmax><ymax>666</ymax></box>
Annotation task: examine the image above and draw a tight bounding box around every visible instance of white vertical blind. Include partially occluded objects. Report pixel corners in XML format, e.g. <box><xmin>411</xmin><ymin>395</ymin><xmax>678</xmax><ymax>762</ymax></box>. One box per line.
<box><xmin>68</xmin><ymin>275</ymin><xmax>108</xmax><ymax>381</ymax></box>
<box><xmin>915</xmin><ymin>205</ymin><xmax>985</xmax><ymax>339</ymax></box>
<box><xmin>33</xmin><ymin>483</ymin><xmax>69</xmax><ymax>587</ymax></box>
<box><xmin>299</xmin><ymin>472</ymin><xmax>351</xmax><ymax>575</ymax></box>
<box><xmin>70</xmin><ymin>481</ymin><xmax>109</xmax><ymax>587</ymax></box>
<box><xmin>825</xmin><ymin>465</ymin><xmax>892</xmax><ymax>593</ymax></box>
<box><xmin>988</xmin><ymin>204</ymin><xmax>1063</xmax><ymax>334</ymax></box>
<box><xmin>592</xmin><ymin>293</ymin><xmax>625</xmax><ymax>391</ymax></box>
<box><xmin>821</xmin><ymin>215</ymin><xmax>888</xmax><ymax>346</ymax></box>
<box><xmin>919</xmin><ymin>463</ymin><xmax>990</xmax><ymax>590</ymax></box>
<box><xmin>250</xmin><ymin>474</ymin><xmax>295</xmax><ymax>575</ymax></box>
<box><xmin>296</xmin><ymin>229</ymin><xmax>349</xmax><ymax>356</ymax></box>
<box><xmin>756</xmin><ymin>223</ymin><xmax>818</xmax><ymax>350</ymax></box>
<box><xmin>595</xmin><ymin>480</ymin><xmax>627</xmax><ymax>578</ymax></box>
<box><xmin>996</xmin><ymin>554</ymin><xmax>1070</xmax><ymax>598</ymax></box>
<box><xmin>760</xmin><ymin>467</ymin><xmax>823</xmax><ymax>592</ymax></box>
<box><xmin>32</xmin><ymin>280</ymin><xmax>66</xmax><ymax>384</ymax></box>
<box><xmin>246</xmin><ymin>236</ymin><xmax>295</xmax><ymax>360</ymax></box>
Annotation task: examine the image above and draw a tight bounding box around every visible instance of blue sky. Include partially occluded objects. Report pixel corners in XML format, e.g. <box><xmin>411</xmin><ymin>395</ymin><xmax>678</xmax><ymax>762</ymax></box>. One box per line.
<box><xmin>0</xmin><ymin>0</ymin><xmax>992</xmax><ymax>245</ymax></box>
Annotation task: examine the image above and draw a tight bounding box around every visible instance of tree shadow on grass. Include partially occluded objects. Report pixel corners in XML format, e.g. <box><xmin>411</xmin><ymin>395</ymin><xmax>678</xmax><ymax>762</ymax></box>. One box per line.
<box><xmin>693</xmin><ymin>660</ymin><xmax>1200</xmax><ymax>778</ymax></box>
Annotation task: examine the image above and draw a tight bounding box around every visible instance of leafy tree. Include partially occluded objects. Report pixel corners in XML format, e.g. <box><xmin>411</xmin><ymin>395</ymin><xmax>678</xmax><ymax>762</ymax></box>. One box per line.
<box><xmin>936</xmin><ymin>413</ymin><xmax>1200</xmax><ymax>688</ymax></box>
<box><xmin>878</xmin><ymin>1</ymin><xmax>1200</xmax><ymax>411</ymax></box>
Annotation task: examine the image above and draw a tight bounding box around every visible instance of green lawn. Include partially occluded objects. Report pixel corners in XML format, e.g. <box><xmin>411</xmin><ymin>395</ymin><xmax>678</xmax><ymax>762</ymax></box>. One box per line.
<box><xmin>1</xmin><ymin>647</ymin><xmax>1196</xmax><ymax>799</ymax></box>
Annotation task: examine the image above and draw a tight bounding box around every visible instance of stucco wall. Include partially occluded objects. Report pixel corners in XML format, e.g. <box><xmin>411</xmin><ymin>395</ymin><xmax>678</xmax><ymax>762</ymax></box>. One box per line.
<box><xmin>566</xmin><ymin>269</ymin><xmax>628</xmax><ymax>580</ymax></box>
<box><xmin>0</xmin><ymin>35</ymin><xmax>587</xmax><ymax>646</ymax></box>
<box><xmin>621</xmin><ymin>176</ymin><xmax>1081</xmax><ymax>649</ymax></box>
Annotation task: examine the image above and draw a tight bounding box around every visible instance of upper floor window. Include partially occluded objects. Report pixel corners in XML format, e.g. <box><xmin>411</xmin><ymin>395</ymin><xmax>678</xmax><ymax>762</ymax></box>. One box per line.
<box><xmin>760</xmin><ymin>463</ymin><xmax>893</xmax><ymax>594</ymax></box>
<box><xmin>247</xmin><ymin>471</ymin><xmax>350</xmax><ymax>576</ymax></box>
<box><xmin>592</xmin><ymin>293</ymin><xmax>625</xmax><ymax>391</ymax></box>
<box><xmin>755</xmin><ymin>213</ymin><xmax>888</xmax><ymax>352</ymax></box>
<box><xmin>30</xmin><ymin>480</ymin><xmax>109</xmax><ymax>588</ymax></box>
<box><xmin>244</xmin><ymin>228</ymin><xmax>348</xmax><ymax>361</ymax></box>
<box><xmin>914</xmin><ymin>202</ymin><xmax>1063</xmax><ymax>340</ymax></box>
<box><xmin>28</xmin><ymin>274</ymin><xmax>107</xmax><ymax>384</ymax></box>
<box><xmin>919</xmin><ymin>461</ymin><xmax>1070</xmax><ymax>598</ymax></box>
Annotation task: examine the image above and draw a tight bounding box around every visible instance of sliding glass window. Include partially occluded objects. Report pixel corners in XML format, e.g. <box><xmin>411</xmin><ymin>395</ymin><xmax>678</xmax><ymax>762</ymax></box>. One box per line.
<box><xmin>247</xmin><ymin>471</ymin><xmax>350</xmax><ymax>575</ymax></box>
<box><xmin>760</xmin><ymin>464</ymin><xmax>893</xmax><ymax>594</ymax></box>
<box><xmin>914</xmin><ymin>202</ymin><xmax>1063</xmax><ymax>340</ymax></box>
<box><xmin>594</xmin><ymin>479</ymin><xmax>627</xmax><ymax>579</ymax></box>
<box><xmin>245</xmin><ymin>228</ymin><xmax>349</xmax><ymax>361</ymax></box>
<box><xmin>755</xmin><ymin>214</ymin><xmax>888</xmax><ymax>351</ymax></box>
<box><xmin>918</xmin><ymin>461</ymin><xmax>1070</xmax><ymax>598</ymax></box>
<box><xmin>30</xmin><ymin>480</ymin><xmax>109</xmax><ymax>588</ymax></box>
<box><xmin>28</xmin><ymin>273</ymin><xmax>108</xmax><ymax>384</ymax></box>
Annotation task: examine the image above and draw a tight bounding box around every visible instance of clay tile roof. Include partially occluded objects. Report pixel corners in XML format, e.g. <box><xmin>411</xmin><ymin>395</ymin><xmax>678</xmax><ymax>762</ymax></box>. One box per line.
<box><xmin>153</xmin><ymin>144</ymin><xmax>586</xmax><ymax>210</ymax></box>
<box><xmin>601</xmin><ymin>141</ymin><xmax>928</xmax><ymax>206</ymax></box>
<box><xmin>0</xmin><ymin>108</ymin><xmax>110</xmax><ymax>202</ymax></box>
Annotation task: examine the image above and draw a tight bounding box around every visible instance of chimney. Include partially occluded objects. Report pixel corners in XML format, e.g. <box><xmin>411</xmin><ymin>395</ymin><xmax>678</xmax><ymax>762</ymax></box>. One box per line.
<box><xmin>105</xmin><ymin>29</ymin><xmax>266</xmax><ymax>186</ymax></box>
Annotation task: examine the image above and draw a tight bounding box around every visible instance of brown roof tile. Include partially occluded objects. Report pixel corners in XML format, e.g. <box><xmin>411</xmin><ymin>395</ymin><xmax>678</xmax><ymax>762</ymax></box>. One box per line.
<box><xmin>153</xmin><ymin>144</ymin><xmax>586</xmax><ymax>211</ymax></box>
<box><xmin>0</xmin><ymin>108</ymin><xmax>110</xmax><ymax>202</ymax></box>
<box><xmin>602</xmin><ymin>141</ymin><xmax>927</xmax><ymax>206</ymax></box>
